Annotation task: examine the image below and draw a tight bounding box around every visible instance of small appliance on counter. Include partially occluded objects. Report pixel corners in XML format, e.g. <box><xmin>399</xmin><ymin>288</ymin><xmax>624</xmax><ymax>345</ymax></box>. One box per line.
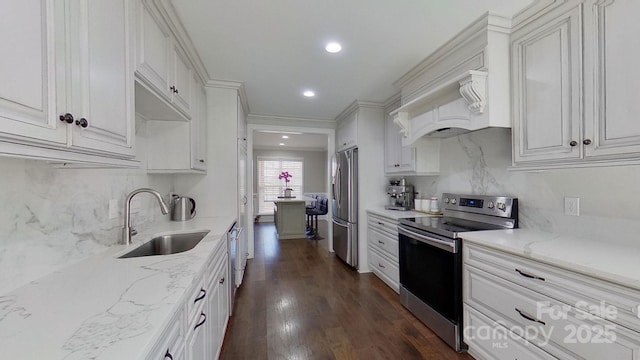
<box><xmin>171</xmin><ymin>195</ymin><xmax>197</xmax><ymax>221</ymax></box>
<box><xmin>385</xmin><ymin>179</ymin><xmax>414</xmax><ymax>211</ymax></box>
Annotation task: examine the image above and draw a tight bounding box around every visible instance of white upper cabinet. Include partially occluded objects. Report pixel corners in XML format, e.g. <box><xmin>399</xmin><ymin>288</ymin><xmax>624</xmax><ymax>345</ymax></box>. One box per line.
<box><xmin>146</xmin><ymin>74</ymin><xmax>206</xmax><ymax>174</ymax></box>
<box><xmin>336</xmin><ymin>110</ymin><xmax>357</xmax><ymax>151</ymax></box>
<box><xmin>583</xmin><ymin>0</ymin><xmax>640</xmax><ymax>159</ymax></box>
<box><xmin>512</xmin><ymin>0</ymin><xmax>640</xmax><ymax>169</ymax></box>
<box><xmin>171</xmin><ymin>45</ymin><xmax>192</xmax><ymax>115</ymax></box>
<box><xmin>0</xmin><ymin>0</ymin><xmax>65</xmax><ymax>145</ymax></box>
<box><xmin>64</xmin><ymin>0</ymin><xmax>135</xmax><ymax>157</ymax></box>
<box><xmin>511</xmin><ymin>3</ymin><xmax>582</xmax><ymax>164</ymax></box>
<box><xmin>0</xmin><ymin>0</ymin><xmax>136</xmax><ymax>164</ymax></box>
<box><xmin>190</xmin><ymin>76</ymin><xmax>207</xmax><ymax>171</ymax></box>
<box><xmin>136</xmin><ymin>0</ymin><xmax>192</xmax><ymax>120</ymax></box>
<box><xmin>385</xmin><ymin>100</ymin><xmax>440</xmax><ymax>175</ymax></box>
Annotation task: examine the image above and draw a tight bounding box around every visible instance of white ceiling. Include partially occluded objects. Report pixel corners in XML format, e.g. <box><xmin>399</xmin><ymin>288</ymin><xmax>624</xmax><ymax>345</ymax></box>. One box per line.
<box><xmin>253</xmin><ymin>131</ymin><xmax>328</xmax><ymax>151</ymax></box>
<box><xmin>171</xmin><ymin>0</ymin><xmax>534</xmax><ymax>121</ymax></box>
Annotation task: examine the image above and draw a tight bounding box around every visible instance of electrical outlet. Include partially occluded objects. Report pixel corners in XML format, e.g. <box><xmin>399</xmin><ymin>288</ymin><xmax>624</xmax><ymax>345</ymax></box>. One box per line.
<box><xmin>109</xmin><ymin>199</ymin><xmax>118</xmax><ymax>219</ymax></box>
<box><xmin>564</xmin><ymin>197</ymin><xmax>580</xmax><ymax>216</ymax></box>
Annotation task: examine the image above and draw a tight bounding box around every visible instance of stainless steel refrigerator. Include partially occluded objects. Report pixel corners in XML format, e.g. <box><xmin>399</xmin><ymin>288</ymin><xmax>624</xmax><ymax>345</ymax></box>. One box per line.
<box><xmin>332</xmin><ymin>147</ymin><xmax>358</xmax><ymax>267</ymax></box>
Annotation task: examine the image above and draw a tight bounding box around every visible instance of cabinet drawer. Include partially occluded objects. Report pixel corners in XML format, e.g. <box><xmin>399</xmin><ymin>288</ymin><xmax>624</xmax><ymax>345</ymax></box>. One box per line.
<box><xmin>465</xmin><ymin>265</ymin><xmax>640</xmax><ymax>360</ymax></box>
<box><xmin>368</xmin><ymin>248</ymin><xmax>399</xmax><ymax>292</ymax></box>
<box><xmin>464</xmin><ymin>242</ymin><xmax>640</xmax><ymax>333</ymax></box>
<box><xmin>145</xmin><ymin>306</ymin><xmax>185</xmax><ymax>360</ymax></box>
<box><xmin>367</xmin><ymin>214</ymin><xmax>398</xmax><ymax>236</ymax></box>
<box><xmin>186</xmin><ymin>273</ymin><xmax>207</xmax><ymax>326</ymax></box>
<box><xmin>464</xmin><ymin>305</ymin><xmax>556</xmax><ymax>360</ymax></box>
<box><xmin>368</xmin><ymin>227</ymin><xmax>398</xmax><ymax>259</ymax></box>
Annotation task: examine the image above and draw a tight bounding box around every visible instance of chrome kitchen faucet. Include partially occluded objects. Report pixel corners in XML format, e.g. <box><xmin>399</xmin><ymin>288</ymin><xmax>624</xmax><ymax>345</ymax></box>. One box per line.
<box><xmin>122</xmin><ymin>188</ymin><xmax>170</xmax><ymax>245</ymax></box>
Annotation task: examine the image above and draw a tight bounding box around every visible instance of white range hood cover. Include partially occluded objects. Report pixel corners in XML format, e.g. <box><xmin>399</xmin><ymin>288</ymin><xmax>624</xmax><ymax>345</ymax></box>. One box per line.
<box><xmin>392</xmin><ymin>70</ymin><xmax>489</xmax><ymax>140</ymax></box>
<box><xmin>390</xmin><ymin>13</ymin><xmax>512</xmax><ymax>146</ymax></box>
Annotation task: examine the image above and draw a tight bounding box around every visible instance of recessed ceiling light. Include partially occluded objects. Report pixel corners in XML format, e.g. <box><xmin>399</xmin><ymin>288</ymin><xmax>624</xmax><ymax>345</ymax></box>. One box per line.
<box><xmin>282</xmin><ymin>135</ymin><xmax>289</xmax><ymax>139</ymax></box>
<box><xmin>303</xmin><ymin>90</ymin><xmax>315</xmax><ymax>97</ymax></box>
<box><xmin>279</xmin><ymin>143</ymin><xmax>285</xmax><ymax>146</ymax></box>
<box><xmin>325</xmin><ymin>42</ymin><xmax>342</xmax><ymax>53</ymax></box>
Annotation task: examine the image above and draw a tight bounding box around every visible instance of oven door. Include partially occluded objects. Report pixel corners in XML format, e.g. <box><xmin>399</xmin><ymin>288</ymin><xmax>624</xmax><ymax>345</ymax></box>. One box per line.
<box><xmin>398</xmin><ymin>224</ymin><xmax>461</xmax><ymax>324</ymax></box>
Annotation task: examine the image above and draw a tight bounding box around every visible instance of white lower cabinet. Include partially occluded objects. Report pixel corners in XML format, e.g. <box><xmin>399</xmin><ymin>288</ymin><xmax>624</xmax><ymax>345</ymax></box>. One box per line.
<box><xmin>149</xmin><ymin>237</ymin><xmax>229</xmax><ymax>360</ymax></box>
<box><xmin>367</xmin><ymin>213</ymin><xmax>400</xmax><ymax>292</ymax></box>
<box><xmin>146</xmin><ymin>307</ymin><xmax>185</xmax><ymax>360</ymax></box>
<box><xmin>463</xmin><ymin>241</ymin><xmax>640</xmax><ymax>360</ymax></box>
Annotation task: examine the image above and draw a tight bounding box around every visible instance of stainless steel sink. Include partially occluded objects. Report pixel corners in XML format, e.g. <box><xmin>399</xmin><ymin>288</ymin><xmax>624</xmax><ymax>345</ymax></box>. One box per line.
<box><xmin>119</xmin><ymin>231</ymin><xmax>210</xmax><ymax>258</ymax></box>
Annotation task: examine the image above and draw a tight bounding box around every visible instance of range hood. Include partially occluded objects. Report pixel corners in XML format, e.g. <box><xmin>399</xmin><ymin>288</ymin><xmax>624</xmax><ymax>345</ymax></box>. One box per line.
<box><xmin>390</xmin><ymin>13</ymin><xmax>512</xmax><ymax>146</ymax></box>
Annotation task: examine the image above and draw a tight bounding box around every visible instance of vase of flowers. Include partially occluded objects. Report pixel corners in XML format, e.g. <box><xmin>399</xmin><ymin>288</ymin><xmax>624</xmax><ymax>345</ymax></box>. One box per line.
<box><xmin>278</xmin><ymin>171</ymin><xmax>293</xmax><ymax>197</ymax></box>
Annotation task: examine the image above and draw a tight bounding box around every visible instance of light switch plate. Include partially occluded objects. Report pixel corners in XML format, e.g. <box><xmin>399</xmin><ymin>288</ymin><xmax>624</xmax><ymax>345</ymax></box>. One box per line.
<box><xmin>109</xmin><ymin>199</ymin><xmax>118</xmax><ymax>219</ymax></box>
<box><xmin>564</xmin><ymin>197</ymin><xmax>580</xmax><ymax>216</ymax></box>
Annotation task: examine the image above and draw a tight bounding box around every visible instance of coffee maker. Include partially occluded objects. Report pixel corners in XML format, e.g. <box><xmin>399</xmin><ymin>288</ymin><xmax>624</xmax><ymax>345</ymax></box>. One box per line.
<box><xmin>385</xmin><ymin>179</ymin><xmax>414</xmax><ymax>211</ymax></box>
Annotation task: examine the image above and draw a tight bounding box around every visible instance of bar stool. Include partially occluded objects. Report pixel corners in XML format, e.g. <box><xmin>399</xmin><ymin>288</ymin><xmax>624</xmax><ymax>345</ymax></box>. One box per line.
<box><xmin>305</xmin><ymin>194</ymin><xmax>318</xmax><ymax>231</ymax></box>
<box><xmin>307</xmin><ymin>197</ymin><xmax>328</xmax><ymax>239</ymax></box>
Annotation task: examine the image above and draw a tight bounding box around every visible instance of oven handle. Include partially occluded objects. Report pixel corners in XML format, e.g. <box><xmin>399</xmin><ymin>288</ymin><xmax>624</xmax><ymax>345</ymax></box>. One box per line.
<box><xmin>398</xmin><ymin>226</ymin><xmax>457</xmax><ymax>253</ymax></box>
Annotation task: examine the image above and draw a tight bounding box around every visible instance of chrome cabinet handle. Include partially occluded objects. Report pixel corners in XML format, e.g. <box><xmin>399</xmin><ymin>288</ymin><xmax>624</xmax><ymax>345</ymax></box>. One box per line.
<box><xmin>569</xmin><ymin>140</ymin><xmax>577</xmax><ymax>147</ymax></box>
<box><xmin>515</xmin><ymin>269</ymin><xmax>545</xmax><ymax>281</ymax></box>
<box><xmin>515</xmin><ymin>308</ymin><xmax>545</xmax><ymax>325</ymax></box>
<box><xmin>219</xmin><ymin>277</ymin><xmax>225</xmax><ymax>284</ymax></box>
<box><xmin>194</xmin><ymin>312</ymin><xmax>206</xmax><ymax>330</ymax></box>
<box><xmin>378</xmin><ymin>240</ymin><xmax>385</xmax><ymax>244</ymax></box>
<box><xmin>377</xmin><ymin>221</ymin><xmax>384</xmax><ymax>226</ymax></box>
<box><xmin>194</xmin><ymin>288</ymin><xmax>206</xmax><ymax>303</ymax></box>
<box><xmin>583</xmin><ymin>139</ymin><xmax>592</xmax><ymax>145</ymax></box>
<box><xmin>378</xmin><ymin>263</ymin><xmax>385</xmax><ymax>268</ymax></box>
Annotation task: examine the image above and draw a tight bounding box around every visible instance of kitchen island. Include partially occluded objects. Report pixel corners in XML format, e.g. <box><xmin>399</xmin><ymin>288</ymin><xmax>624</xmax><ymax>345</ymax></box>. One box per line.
<box><xmin>273</xmin><ymin>195</ymin><xmax>316</xmax><ymax>239</ymax></box>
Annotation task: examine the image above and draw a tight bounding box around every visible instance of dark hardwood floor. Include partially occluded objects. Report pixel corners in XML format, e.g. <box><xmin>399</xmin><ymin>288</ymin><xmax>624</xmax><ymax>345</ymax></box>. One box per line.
<box><xmin>220</xmin><ymin>221</ymin><xmax>473</xmax><ymax>360</ymax></box>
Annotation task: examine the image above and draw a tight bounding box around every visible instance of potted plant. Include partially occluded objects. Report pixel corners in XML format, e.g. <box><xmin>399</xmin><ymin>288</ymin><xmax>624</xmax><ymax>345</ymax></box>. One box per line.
<box><xmin>278</xmin><ymin>171</ymin><xmax>293</xmax><ymax>197</ymax></box>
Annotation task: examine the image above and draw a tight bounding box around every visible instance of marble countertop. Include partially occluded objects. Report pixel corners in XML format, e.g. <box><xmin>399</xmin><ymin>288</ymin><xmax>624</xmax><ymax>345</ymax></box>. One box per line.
<box><xmin>461</xmin><ymin>229</ymin><xmax>640</xmax><ymax>291</ymax></box>
<box><xmin>0</xmin><ymin>216</ymin><xmax>236</xmax><ymax>359</ymax></box>
<box><xmin>367</xmin><ymin>207</ymin><xmax>438</xmax><ymax>220</ymax></box>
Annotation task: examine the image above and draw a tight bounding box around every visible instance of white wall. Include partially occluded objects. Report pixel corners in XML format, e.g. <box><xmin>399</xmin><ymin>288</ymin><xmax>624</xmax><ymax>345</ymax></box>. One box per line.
<box><xmin>406</xmin><ymin>128</ymin><xmax>640</xmax><ymax>242</ymax></box>
<box><xmin>0</xmin><ymin>119</ymin><xmax>175</xmax><ymax>294</ymax></box>
<box><xmin>253</xmin><ymin>149</ymin><xmax>327</xmax><ymax>194</ymax></box>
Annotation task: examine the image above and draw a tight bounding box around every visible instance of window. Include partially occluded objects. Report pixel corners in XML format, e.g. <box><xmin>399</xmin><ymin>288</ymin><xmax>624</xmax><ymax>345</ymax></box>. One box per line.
<box><xmin>257</xmin><ymin>157</ymin><xmax>303</xmax><ymax>215</ymax></box>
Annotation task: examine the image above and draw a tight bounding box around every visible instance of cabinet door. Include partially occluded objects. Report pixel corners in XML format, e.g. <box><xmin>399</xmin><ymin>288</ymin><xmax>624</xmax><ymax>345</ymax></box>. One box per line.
<box><xmin>190</xmin><ymin>77</ymin><xmax>206</xmax><ymax>170</ymax></box>
<box><xmin>0</xmin><ymin>0</ymin><xmax>66</xmax><ymax>145</ymax></box>
<box><xmin>136</xmin><ymin>0</ymin><xmax>172</xmax><ymax>101</ymax></box>
<box><xmin>336</xmin><ymin>111</ymin><xmax>357</xmax><ymax>151</ymax></box>
<box><xmin>584</xmin><ymin>0</ymin><xmax>640</xmax><ymax>158</ymax></box>
<box><xmin>384</xmin><ymin>114</ymin><xmax>400</xmax><ymax>172</ymax></box>
<box><xmin>213</xmin><ymin>261</ymin><xmax>229</xmax><ymax>359</ymax></box>
<box><xmin>172</xmin><ymin>45</ymin><xmax>192</xmax><ymax>116</ymax></box>
<box><xmin>66</xmin><ymin>0</ymin><xmax>134</xmax><ymax>157</ymax></box>
<box><xmin>185</xmin><ymin>312</ymin><xmax>207</xmax><ymax>360</ymax></box>
<box><xmin>511</xmin><ymin>5</ymin><xmax>582</xmax><ymax>164</ymax></box>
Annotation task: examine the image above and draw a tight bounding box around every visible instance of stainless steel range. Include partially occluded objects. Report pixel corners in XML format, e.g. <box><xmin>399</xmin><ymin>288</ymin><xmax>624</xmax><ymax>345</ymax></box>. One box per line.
<box><xmin>397</xmin><ymin>193</ymin><xmax>518</xmax><ymax>352</ymax></box>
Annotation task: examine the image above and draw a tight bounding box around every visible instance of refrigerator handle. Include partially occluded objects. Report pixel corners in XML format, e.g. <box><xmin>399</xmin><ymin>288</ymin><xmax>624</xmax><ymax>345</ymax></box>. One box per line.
<box><xmin>336</xmin><ymin>166</ymin><xmax>341</xmax><ymax>208</ymax></box>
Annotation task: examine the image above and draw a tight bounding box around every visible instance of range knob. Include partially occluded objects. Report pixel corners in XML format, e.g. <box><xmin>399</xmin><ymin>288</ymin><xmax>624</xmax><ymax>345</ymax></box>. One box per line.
<box><xmin>451</xmin><ymin>198</ymin><xmax>457</xmax><ymax>205</ymax></box>
<box><xmin>444</xmin><ymin>197</ymin><xmax>450</xmax><ymax>204</ymax></box>
<box><xmin>487</xmin><ymin>201</ymin><xmax>495</xmax><ymax>209</ymax></box>
<box><xmin>497</xmin><ymin>203</ymin><xmax>506</xmax><ymax>211</ymax></box>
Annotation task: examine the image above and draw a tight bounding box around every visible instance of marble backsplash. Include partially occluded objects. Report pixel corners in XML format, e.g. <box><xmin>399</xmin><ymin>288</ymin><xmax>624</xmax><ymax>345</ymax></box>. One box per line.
<box><xmin>0</xmin><ymin>118</ymin><xmax>177</xmax><ymax>294</ymax></box>
<box><xmin>406</xmin><ymin>128</ymin><xmax>640</xmax><ymax>243</ymax></box>
<box><xmin>0</xmin><ymin>157</ymin><xmax>174</xmax><ymax>294</ymax></box>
